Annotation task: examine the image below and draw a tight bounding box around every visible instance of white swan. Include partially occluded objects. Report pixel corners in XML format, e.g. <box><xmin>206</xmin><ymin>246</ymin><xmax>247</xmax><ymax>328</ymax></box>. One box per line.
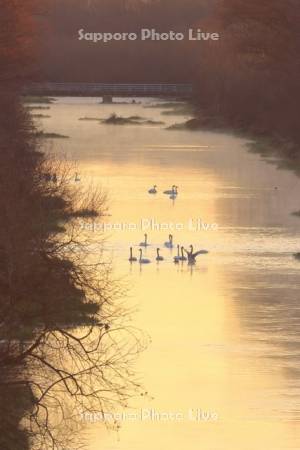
<box><xmin>139</xmin><ymin>233</ymin><xmax>149</xmax><ymax>247</ymax></box>
<box><xmin>174</xmin><ymin>245</ymin><xmax>187</xmax><ymax>262</ymax></box>
<box><xmin>173</xmin><ymin>245</ymin><xmax>181</xmax><ymax>263</ymax></box>
<box><xmin>129</xmin><ymin>247</ymin><xmax>137</xmax><ymax>262</ymax></box>
<box><xmin>174</xmin><ymin>245</ymin><xmax>187</xmax><ymax>263</ymax></box>
<box><xmin>139</xmin><ymin>249</ymin><xmax>151</xmax><ymax>264</ymax></box>
<box><xmin>156</xmin><ymin>248</ymin><xmax>164</xmax><ymax>261</ymax></box>
<box><xmin>184</xmin><ymin>245</ymin><xmax>209</xmax><ymax>264</ymax></box>
<box><xmin>164</xmin><ymin>234</ymin><xmax>174</xmax><ymax>248</ymax></box>
<box><xmin>169</xmin><ymin>186</ymin><xmax>178</xmax><ymax>200</ymax></box>
<box><xmin>163</xmin><ymin>185</ymin><xmax>176</xmax><ymax>195</ymax></box>
<box><xmin>148</xmin><ymin>185</ymin><xmax>157</xmax><ymax>194</ymax></box>
<box><xmin>180</xmin><ymin>246</ymin><xmax>187</xmax><ymax>261</ymax></box>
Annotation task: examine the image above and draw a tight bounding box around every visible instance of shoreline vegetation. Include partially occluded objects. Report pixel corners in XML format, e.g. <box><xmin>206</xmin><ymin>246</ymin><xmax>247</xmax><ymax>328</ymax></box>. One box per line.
<box><xmin>26</xmin><ymin>105</ymin><xmax>51</xmax><ymax>111</ymax></box>
<box><xmin>78</xmin><ymin>113</ymin><xmax>165</xmax><ymax>125</ymax></box>
<box><xmin>1</xmin><ymin>4</ymin><xmax>144</xmax><ymax>450</ymax></box>
<box><xmin>100</xmin><ymin>113</ymin><xmax>165</xmax><ymax>126</ymax></box>
<box><xmin>0</xmin><ymin>93</ymin><xmax>144</xmax><ymax>448</ymax></box>
<box><xmin>22</xmin><ymin>96</ymin><xmax>56</xmax><ymax>104</ymax></box>
<box><xmin>31</xmin><ymin>113</ymin><xmax>51</xmax><ymax>119</ymax></box>
<box><xmin>34</xmin><ymin>130</ymin><xmax>69</xmax><ymax>139</ymax></box>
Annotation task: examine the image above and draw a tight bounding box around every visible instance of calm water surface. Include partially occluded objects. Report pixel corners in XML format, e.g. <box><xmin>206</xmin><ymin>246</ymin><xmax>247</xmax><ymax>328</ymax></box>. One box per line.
<box><xmin>35</xmin><ymin>97</ymin><xmax>300</xmax><ymax>450</ymax></box>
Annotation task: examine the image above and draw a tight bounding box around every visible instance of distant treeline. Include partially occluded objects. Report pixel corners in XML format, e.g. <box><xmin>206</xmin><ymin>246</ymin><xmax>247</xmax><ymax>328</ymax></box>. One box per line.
<box><xmin>39</xmin><ymin>0</ymin><xmax>216</xmax><ymax>83</ymax></box>
<box><xmin>39</xmin><ymin>0</ymin><xmax>300</xmax><ymax>149</ymax></box>
<box><xmin>195</xmin><ymin>0</ymin><xmax>300</xmax><ymax>150</ymax></box>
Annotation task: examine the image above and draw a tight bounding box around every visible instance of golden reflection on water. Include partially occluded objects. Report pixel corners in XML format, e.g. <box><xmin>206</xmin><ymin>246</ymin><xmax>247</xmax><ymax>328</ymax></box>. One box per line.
<box><xmin>37</xmin><ymin>97</ymin><xmax>300</xmax><ymax>449</ymax></box>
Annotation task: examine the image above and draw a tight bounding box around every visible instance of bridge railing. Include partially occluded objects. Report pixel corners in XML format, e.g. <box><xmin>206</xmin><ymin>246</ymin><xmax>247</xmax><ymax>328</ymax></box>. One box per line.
<box><xmin>24</xmin><ymin>82</ymin><xmax>193</xmax><ymax>96</ymax></box>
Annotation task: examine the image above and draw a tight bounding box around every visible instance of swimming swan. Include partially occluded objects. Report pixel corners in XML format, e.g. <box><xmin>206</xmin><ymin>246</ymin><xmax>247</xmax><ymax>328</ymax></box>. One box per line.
<box><xmin>156</xmin><ymin>248</ymin><xmax>164</xmax><ymax>261</ymax></box>
<box><xmin>169</xmin><ymin>186</ymin><xmax>178</xmax><ymax>200</ymax></box>
<box><xmin>140</xmin><ymin>233</ymin><xmax>149</xmax><ymax>247</ymax></box>
<box><xmin>174</xmin><ymin>245</ymin><xmax>181</xmax><ymax>263</ymax></box>
<box><xmin>139</xmin><ymin>249</ymin><xmax>151</xmax><ymax>264</ymax></box>
<box><xmin>184</xmin><ymin>245</ymin><xmax>209</xmax><ymax>264</ymax></box>
<box><xmin>148</xmin><ymin>185</ymin><xmax>157</xmax><ymax>194</ymax></box>
<box><xmin>164</xmin><ymin>234</ymin><xmax>174</xmax><ymax>248</ymax></box>
<box><xmin>180</xmin><ymin>246</ymin><xmax>187</xmax><ymax>261</ymax></box>
<box><xmin>129</xmin><ymin>247</ymin><xmax>137</xmax><ymax>262</ymax></box>
<box><xmin>163</xmin><ymin>185</ymin><xmax>176</xmax><ymax>195</ymax></box>
<box><xmin>174</xmin><ymin>245</ymin><xmax>187</xmax><ymax>262</ymax></box>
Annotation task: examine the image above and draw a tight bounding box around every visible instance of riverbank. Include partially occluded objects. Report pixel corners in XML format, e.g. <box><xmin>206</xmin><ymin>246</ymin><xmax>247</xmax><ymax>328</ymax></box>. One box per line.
<box><xmin>0</xmin><ymin>89</ymin><xmax>145</xmax><ymax>448</ymax></box>
<box><xmin>169</xmin><ymin>108</ymin><xmax>300</xmax><ymax>183</ymax></box>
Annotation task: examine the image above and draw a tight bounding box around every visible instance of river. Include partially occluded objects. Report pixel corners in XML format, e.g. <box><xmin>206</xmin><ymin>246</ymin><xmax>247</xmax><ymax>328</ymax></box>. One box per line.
<box><xmin>34</xmin><ymin>97</ymin><xmax>300</xmax><ymax>450</ymax></box>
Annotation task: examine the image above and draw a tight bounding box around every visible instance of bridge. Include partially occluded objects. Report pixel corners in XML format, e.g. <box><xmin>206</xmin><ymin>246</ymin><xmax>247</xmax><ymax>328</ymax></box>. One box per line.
<box><xmin>24</xmin><ymin>82</ymin><xmax>193</xmax><ymax>98</ymax></box>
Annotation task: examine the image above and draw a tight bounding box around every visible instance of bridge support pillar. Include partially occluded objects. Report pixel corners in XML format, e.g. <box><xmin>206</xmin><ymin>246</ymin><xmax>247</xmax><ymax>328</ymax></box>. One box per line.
<box><xmin>101</xmin><ymin>95</ymin><xmax>113</xmax><ymax>104</ymax></box>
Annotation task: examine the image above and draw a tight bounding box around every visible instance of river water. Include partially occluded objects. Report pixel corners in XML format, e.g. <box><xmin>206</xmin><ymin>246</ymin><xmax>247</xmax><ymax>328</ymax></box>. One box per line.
<box><xmin>35</xmin><ymin>97</ymin><xmax>300</xmax><ymax>450</ymax></box>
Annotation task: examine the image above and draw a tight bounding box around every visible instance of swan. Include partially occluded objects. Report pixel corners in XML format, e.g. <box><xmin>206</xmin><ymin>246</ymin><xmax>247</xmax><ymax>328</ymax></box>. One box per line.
<box><xmin>174</xmin><ymin>245</ymin><xmax>188</xmax><ymax>262</ymax></box>
<box><xmin>184</xmin><ymin>245</ymin><xmax>209</xmax><ymax>264</ymax></box>
<box><xmin>169</xmin><ymin>186</ymin><xmax>178</xmax><ymax>200</ymax></box>
<box><xmin>129</xmin><ymin>247</ymin><xmax>137</xmax><ymax>262</ymax></box>
<box><xmin>174</xmin><ymin>245</ymin><xmax>181</xmax><ymax>263</ymax></box>
<box><xmin>148</xmin><ymin>185</ymin><xmax>157</xmax><ymax>194</ymax></box>
<box><xmin>75</xmin><ymin>172</ymin><xmax>80</xmax><ymax>182</ymax></box>
<box><xmin>163</xmin><ymin>185</ymin><xmax>176</xmax><ymax>195</ymax></box>
<box><xmin>164</xmin><ymin>234</ymin><xmax>174</xmax><ymax>248</ymax></box>
<box><xmin>180</xmin><ymin>246</ymin><xmax>187</xmax><ymax>261</ymax></box>
<box><xmin>139</xmin><ymin>233</ymin><xmax>149</xmax><ymax>247</ymax></box>
<box><xmin>156</xmin><ymin>248</ymin><xmax>164</xmax><ymax>261</ymax></box>
<box><xmin>139</xmin><ymin>249</ymin><xmax>151</xmax><ymax>264</ymax></box>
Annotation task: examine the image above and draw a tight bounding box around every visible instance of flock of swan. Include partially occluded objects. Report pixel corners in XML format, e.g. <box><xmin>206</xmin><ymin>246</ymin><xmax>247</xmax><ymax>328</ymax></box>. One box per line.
<box><xmin>148</xmin><ymin>185</ymin><xmax>178</xmax><ymax>200</ymax></box>
<box><xmin>127</xmin><ymin>185</ymin><xmax>209</xmax><ymax>265</ymax></box>
<box><xmin>129</xmin><ymin>234</ymin><xmax>209</xmax><ymax>265</ymax></box>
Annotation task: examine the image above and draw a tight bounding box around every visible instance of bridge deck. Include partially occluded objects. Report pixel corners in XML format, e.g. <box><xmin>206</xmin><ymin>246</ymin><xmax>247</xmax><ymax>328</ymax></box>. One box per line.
<box><xmin>24</xmin><ymin>82</ymin><xmax>193</xmax><ymax>97</ymax></box>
